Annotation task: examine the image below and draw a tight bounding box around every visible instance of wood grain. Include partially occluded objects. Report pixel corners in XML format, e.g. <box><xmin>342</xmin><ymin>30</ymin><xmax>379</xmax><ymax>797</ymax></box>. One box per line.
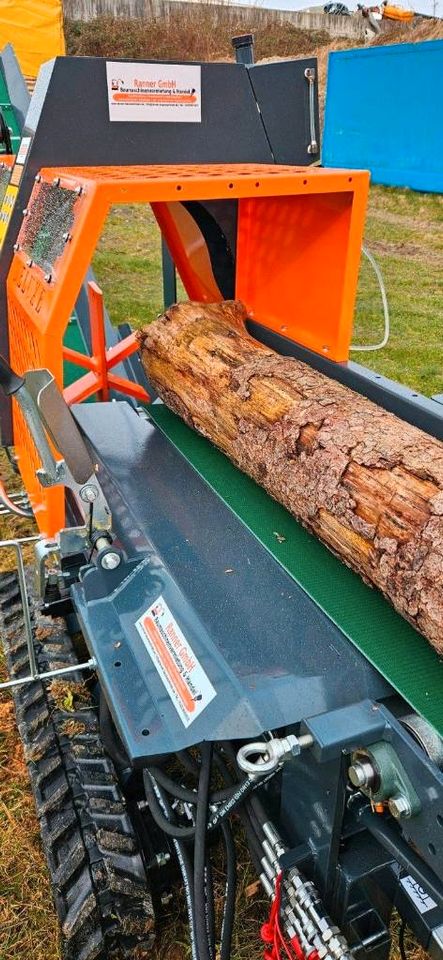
<box><xmin>137</xmin><ymin>301</ymin><xmax>443</xmax><ymax>655</ymax></box>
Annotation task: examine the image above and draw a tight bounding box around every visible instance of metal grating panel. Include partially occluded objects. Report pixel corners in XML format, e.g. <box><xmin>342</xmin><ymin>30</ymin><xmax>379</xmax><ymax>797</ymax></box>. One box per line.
<box><xmin>20</xmin><ymin>182</ymin><xmax>78</xmax><ymax>275</ymax></box>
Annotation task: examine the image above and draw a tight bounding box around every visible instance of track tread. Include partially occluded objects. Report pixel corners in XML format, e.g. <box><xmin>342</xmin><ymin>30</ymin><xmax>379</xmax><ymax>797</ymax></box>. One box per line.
<box><xmin>0</xmin><ymin>572</ymin><xmax>154</xmax><ymax>960</ymax></box>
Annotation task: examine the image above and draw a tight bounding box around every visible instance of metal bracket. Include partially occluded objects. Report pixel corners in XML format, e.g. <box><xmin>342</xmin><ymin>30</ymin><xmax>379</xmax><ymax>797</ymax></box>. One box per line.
<box><xmin>304</xmin><ymin>67</ymin><xmax>319</xmax><ymax>156</ymax></box>
<box><xmin>24</xmin><ymin>369</ymin><xmax>112</xmax><ymax>532</ymax></box>
<box><xmin>349</xmin><ymin>741</ymin><xmax>422</xmax><ymax>820</ymax></box>
<box><xmin>0</xmin><ymin>537</ymin><xmax>96</xmax><ymax>692</ymax></box>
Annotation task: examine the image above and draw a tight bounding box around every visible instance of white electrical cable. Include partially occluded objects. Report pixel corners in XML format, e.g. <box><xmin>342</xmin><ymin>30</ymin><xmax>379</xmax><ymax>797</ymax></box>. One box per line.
<box><xmin>350</xmin><ymin>245</ymin><xmax>390</xmax><ymax>352</ymax></box>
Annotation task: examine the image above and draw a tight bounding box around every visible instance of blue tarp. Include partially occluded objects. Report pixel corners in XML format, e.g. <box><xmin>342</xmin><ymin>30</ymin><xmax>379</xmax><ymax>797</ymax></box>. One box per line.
<box><xmin>323</xmin><ymin>40</ymin><xmax>443</xmax><ymax>193</ymax></box>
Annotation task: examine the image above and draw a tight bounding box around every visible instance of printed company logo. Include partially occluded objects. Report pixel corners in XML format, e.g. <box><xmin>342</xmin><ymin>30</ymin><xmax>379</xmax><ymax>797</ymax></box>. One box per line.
<box><xmin>135</xmin><ymin>595</ymin><xmax>216</xmax><ymax>728</ymax></box>
<box><xmin>110</xmin><ymin>77</ymin><xmax>198</xmax><ymax>107</ymax></box>
<box><xmin>106</xmin><ymin>62</ymin><xmax>201</xmax><ymax>124</ymax></box>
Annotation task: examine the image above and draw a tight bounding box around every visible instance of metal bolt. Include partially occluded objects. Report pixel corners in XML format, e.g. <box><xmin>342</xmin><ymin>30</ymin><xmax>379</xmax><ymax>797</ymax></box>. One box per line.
<box><xmin>100</xmin><ymin>550</ymin><xmax>121</xmax><ymax>571</ymax></box>
<box><xmin>35</xmin><ymin>173</ymin><xmax>41</xmax><ymax>183</ymax></box>
<box><xmin>348</xmin><ymin>759</ymin><xmax>377</xmax><ymax>789</ymax></box>
<box><xmin>62</xmin><ymin>231</ymin><xmax>71</xmax><ymax>243</ymax></box>
<box><xmin>79</xmin><ymin>483</ymin><xmax>98</xmax><ymax>503</ymax></box>
<box><xmin>160</xmin><ymin>891</ymin><xmax>173</xmax><ymax>907</ymax></box>
<box><xmin>13</xmin><ymin>242</ymin><xmax>19</xmax><ymax>252</ymax></box>
<box><xmin>53</xmin><ymin>177</ymin><xmax>60</xmax><ymax>187</ymax></box>
<box><xmin>22</xmin><ymin>208</ymin><xmax>28</xmax><ymax>216</ymax></box>
<box><xmin>388</xmin><ymin>795</ymin><xmax>412</xmax><ymax>819</ymax></box>
<box><xmin>44</xmin><ymin>273</ymin><xmax>52</xmax><ymax>284</ymax></box>
<box><xmin>75</xmin><ymin>185</ymin><xmax>83</xmax><ymax>195</ymax></box>
<box><xmin>26</xmin><ymin>259</ymin><xmax>33</xmax><ymax>268</ymax></box>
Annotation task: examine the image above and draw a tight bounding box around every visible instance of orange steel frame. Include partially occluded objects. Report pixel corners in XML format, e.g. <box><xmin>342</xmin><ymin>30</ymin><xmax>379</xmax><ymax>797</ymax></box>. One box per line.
<box><xmin>6</xmin><ymin>163</ymin><xmax>369</xmax><ymax>536</ymax></box>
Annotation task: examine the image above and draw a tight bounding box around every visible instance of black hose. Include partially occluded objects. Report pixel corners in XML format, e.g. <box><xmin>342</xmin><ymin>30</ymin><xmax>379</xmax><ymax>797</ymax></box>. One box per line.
<box><xmin>220</xmin><ymin>741</ymin><xmax>269</xmax><ymax>869</ymax></box>
<box><xmin>399</xmin><ymin>920</ymin><xmax>408</xmax><ymax>960</ymax></box>
<box><xmin>248</xmin><ymin>791</ymin><xmax>269</xmax><ymax>830</ymax></box>
<box><xmin>194</xmin><ymin>742</ymin><xmax>213</xmax><ymax>960</ymax></box>
<box><xmin>143</xmin><ymin>768</ymin><xmax>258</xmax><ymax>839</ymax></box>
<box><xmin>144</xmin><ymin>771</ymin><xmax>195</xmax><ymax>838</ymax></box>
<box><xmin>204</xmin><ymin>857</ymin><xmax>216</xmax><ymax>960</ymax></box>
<box><xmin>99</xmin><ymin>691</ymin><xmax>131</xmax><ymax>772</ymax></box>
<box><xmin>148</xmin><ymin>776</ymin><xmax>198</xmax><ymax>960</ymax></box>
<box><xmin>220</xmin><ymin>819</ymin><xmax>237</xmax><ymax>960</ymax></box>
<box><xmin>147</xmin><ymin>764</ymin><xmax>243</xmax><ymax>805</ymax></box>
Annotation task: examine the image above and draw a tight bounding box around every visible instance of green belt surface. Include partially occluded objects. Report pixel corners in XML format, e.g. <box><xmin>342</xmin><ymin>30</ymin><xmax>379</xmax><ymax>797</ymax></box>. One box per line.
<box><xmin>148</xmin><ymin>403</ymin><xmax>443</xmax><ymax>737</ymax></box>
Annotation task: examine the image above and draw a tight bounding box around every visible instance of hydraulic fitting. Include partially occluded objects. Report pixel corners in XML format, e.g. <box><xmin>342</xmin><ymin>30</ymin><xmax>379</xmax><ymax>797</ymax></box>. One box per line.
<box><xmin>237</xmin><ymin>732</ymin><xmax>314</xmax><ymax>777</ymax></box>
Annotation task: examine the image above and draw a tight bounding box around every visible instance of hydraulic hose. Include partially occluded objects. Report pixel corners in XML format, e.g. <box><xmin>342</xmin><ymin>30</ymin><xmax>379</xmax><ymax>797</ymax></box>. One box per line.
<box><xmin>214</xmin><ymin>744</ymin><xmax>264</xmax><ymax>874</ymax></box>
<box><xmin>194</xmin><ymin>742</ymin><xmax>213</xmax><ymax>960</ymax></box>
<box><xmin>147</xmin><ymin>764</ymin><xmax>243</xmax><ymax>805</ymax></box>
<box><xmin>99</xmin><ymin>692</ymin><xmax>131</xmax><ymax>773</ymax></box>
<box><xmin>220</xmin><ymin>819</ymin><xmax>237</xmax><ymax>960</ymax></box>
<box><xmin>204</xmin><ymin>857</ymin><xmax>216</xmax><ymax>960</ymax></box>
<box><xmin>143</xmin><ymin>767</ymin><xmax>262</xmax><ymax>839</ymax></box>
<box><xmin>149</xmin><ymin>776</ymin><xmax>198</xmax><ymax>960</ymax></box>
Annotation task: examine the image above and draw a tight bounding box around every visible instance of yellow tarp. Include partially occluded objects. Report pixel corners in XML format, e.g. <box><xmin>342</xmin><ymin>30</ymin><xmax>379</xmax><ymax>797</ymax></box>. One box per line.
<box><xmin>0</xmin><ymin>0</ymin><xmax>65</xmax><ymax>79</ymax></box>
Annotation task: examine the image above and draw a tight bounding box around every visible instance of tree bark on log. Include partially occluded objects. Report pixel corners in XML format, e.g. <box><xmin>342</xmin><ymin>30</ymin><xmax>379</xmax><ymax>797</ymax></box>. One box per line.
<box><xmin>137</xmin><ymin>301</ymin><xmax>443</xmax><ymax>655</ymax></box>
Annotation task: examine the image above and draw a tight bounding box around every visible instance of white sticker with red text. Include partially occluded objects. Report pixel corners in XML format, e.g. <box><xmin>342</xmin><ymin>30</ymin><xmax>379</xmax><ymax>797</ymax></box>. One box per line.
<box><xmin>135</xmin><ymin>596</ymin><xmax>216</xmax><ymax>727</ymax></box>
<box><xmin>106</xmin><ymin>62</ymin><xmax>201</xmax><ymax>123</ymax></box>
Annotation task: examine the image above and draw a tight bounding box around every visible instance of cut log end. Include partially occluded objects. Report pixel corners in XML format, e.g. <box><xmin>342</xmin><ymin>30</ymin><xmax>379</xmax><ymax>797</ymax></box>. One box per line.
<box><xmin>137</xmin><ymin>300</ymin><xmax>443</xmax><ymax>656</ymax></box>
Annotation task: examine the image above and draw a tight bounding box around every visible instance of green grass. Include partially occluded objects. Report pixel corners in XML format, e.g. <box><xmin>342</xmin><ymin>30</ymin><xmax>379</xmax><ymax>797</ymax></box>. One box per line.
<box><xmin>93</xmin><ymin>205</ymin><xmax>165</xmax><ymax>326</ymax></box>
<box><xmin>93</xmin><ymin>186</ymin><xmax>443</xmax><ymax>400</ymax></box>
<box><xmin>353</xmin><ymin>186</ymin><xmax>443</xmax><ymax>397</ymax></box>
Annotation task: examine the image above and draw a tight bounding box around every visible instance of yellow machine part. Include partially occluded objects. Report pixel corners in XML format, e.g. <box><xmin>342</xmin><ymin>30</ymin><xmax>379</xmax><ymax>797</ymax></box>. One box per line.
<box><xmin>0</xmin><ymin>0</ymin><xmax>65</xmax><ymax>80</ymax></box>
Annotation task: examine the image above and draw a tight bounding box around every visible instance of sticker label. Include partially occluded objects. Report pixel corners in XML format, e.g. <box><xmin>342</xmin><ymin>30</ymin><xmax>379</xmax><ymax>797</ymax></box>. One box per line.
<box><xmin>400</xmin><ymin>875</ymin><xmax>437</xmax><ymax>914</ymax></box>
<box><xmin>16</xmin><ymin>135</ymin><xmax>31</xmax><ymax>166</ymax></box>
<box><xmin>135</xmin><ymin>596</ymin><xmax>216</xmax><ymax>727</ymax></box>
<box><xmin>106</xmin><ymin>62</ymin><xmax>201</xmax><ymax>123</ymax></box>
<box><xmin>0</xmin><ymin>183</ymin><xmax>18</xmax><ymax>248</ymax></box>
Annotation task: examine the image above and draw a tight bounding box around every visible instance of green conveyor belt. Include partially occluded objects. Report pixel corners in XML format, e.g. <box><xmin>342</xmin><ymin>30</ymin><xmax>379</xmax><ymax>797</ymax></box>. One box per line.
<box><xmin>148</xmin><ymin>403</ymin><xmax>443</xmax><ymax>738</ymax></box>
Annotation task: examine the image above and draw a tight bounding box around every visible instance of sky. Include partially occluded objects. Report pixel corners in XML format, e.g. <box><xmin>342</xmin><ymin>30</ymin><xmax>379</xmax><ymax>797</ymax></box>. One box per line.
<box><xmin>225</xmin><ymin>0</ymin><xmax>439</xmax><ymax>18</ymax></box>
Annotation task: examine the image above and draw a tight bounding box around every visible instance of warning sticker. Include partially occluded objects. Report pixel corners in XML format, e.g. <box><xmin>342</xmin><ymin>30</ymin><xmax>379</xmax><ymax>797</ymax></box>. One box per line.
<box><xmin>16</xmin><ymin>135</ymin><xmax>31</xmax><ymax>166</ymax></box>
<box><xmin>106</xmin><ymin>62</ymin><xmax>201</xmax><ymax>123</ymax></box>
<box><xmin>400</xmin><ymin>875</ymin><xmax>437</xmax><ymax>914</ymax></box>
<box><xmin>0</xmin><ymin>184</ymin><xmax>18</xmax><ymax>249</ymax></box>
<box><xmin>135</xmin><ymin>596</ymin><xmax>216</xmax><ymax>727</ymax></box>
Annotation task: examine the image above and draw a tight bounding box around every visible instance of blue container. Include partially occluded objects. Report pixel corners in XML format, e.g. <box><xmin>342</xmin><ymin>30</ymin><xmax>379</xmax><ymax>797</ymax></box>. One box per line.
<box><xmin>323</xmin><ymin>40</ymin><xmax>443</xmax><ymax>193</ymax></box>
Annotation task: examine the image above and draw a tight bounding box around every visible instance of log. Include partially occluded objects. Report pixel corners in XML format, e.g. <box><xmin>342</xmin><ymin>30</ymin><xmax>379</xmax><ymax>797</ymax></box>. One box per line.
<box><xmin>137</xmin><ymin>301</ymin><xmax>443</xmax><ymax>655</ymax></box>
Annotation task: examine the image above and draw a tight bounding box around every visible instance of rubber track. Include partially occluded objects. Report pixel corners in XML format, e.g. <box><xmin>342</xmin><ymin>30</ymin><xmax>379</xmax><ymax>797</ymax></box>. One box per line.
<box><xmin>0</xmin><ymin>571</ymin><xmax>155</xmax><ymax>960</ymax></box>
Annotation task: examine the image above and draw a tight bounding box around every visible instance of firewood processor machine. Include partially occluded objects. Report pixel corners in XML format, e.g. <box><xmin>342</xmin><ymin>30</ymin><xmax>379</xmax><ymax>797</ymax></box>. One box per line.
<box><xmin>0</xmin><ymin>48</ymin><xmax>442</xmax><ymax>960</ymax></box>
